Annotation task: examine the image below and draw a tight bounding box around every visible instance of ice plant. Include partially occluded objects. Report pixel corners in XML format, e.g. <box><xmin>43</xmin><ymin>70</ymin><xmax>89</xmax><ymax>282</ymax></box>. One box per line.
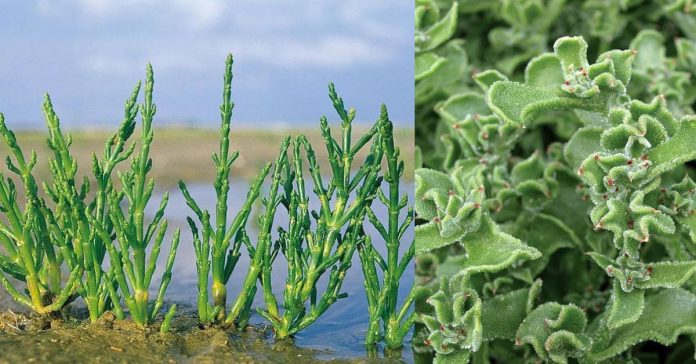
<box><xmin>91</xmin><ymin>64</ymin><xmax>180</xmax><ymax>328</ymax></box>
<box><xmin>414</xmin><ymin>0</ymin><xmax>696</xmax><ymax>172</ymax></box>
<box><xmin>255</xmin><ymin>85</ymin><xmax>383</xmax><ymax>338</ymax></box>
<box><xmin>416</xmin><ymin>32</ymin><xmax>696</xmax><ymax>363</ymax></box>
<box><xmin>360</xmin><ymin>107</ymin><xmax>415</xmax><ymax>349</ymax></box>
<box><xmin>179</xmin><ymin>54</ymin><xmax>270</xmax><ymax>326</ymax></box>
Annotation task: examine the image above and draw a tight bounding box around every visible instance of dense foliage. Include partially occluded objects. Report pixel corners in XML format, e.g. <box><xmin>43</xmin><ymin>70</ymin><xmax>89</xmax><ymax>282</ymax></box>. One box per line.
<box><xmin>415</xmin><ymin>1</ymin><xmax>696</xmax><ymax>363</ymax></box>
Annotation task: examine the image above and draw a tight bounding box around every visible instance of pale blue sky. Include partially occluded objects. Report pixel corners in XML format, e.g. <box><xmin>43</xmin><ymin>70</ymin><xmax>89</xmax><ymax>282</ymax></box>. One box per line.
<box><xmin>0</xmin><ymin>1</ymin><xmax>413</xmax><ymax>128</ymax></box>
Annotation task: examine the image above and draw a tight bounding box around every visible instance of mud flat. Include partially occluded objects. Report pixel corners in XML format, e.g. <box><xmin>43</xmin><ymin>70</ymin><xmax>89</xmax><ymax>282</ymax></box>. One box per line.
<box><xmin>0</xmin><ymin>307</ymin><xmax>405</xmax><ymax>363</ymax></box>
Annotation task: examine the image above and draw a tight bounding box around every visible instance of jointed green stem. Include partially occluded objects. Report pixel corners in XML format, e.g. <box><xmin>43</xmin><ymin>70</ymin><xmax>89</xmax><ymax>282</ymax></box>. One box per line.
<box><xmin>227</xmin><ymin>137</ymin><xmax>290</xmax><ymax>327</ymax></box>
<box><xmin>93</xmin><ymin>64</ymin><xmax>180</xmax><ymax>326</ymax></box>
<box><xmin>180</xmin><ymin>54</ymin><xmax>271</xmax><ymax>326</ymax></box>
<box><xmin>360</xmin><ymin>107</ymin><xmax>414</xmax><ymax>349</ymax></box>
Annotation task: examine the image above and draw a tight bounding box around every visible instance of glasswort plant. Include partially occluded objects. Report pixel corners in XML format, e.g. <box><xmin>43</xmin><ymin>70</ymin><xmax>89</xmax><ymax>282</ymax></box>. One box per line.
<box><xmin>0</xmin><ymin>86</ymin><xmax>140</xmax><ymax>319</ymax></box>
<box><xmin>91</xmin><ymin>64</ymin><xmax>180</xmax><ymax>328</ymax></box>
<box><xmin>0</xmin><ymin>52</ymin><xmax>414</xmax><ymax>349</ymax></box>
<box><xmin>179</xmin><ymin>54</ymin><xmax>271</xmax><ymax>326</ymax></box>
<box><xmin>41</xmin><ymin>88</ymin><xmax>139</xmax><ymax>322</ymax></box>
<box><xmin>255</xmin><ymin>85</ymin><xmax>384</xmax><ymax>338</ymax></box>
<box><xmin>360</xmin><ymin>107</ymin><xmax>415</xmax><ymax>349</ymax></box>
<box><xmin>0</xmin><ymin>113</ymin><xmax>82</xmax><ymax>315</ymax></box>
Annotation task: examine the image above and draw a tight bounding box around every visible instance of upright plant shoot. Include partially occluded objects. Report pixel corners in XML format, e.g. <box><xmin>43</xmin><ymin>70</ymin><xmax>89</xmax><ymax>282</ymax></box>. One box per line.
<box><xmin>179</xmin><ymin>54</ymin><xmax>271</xmax><ymax>326</ymax></box>
<box><xmin>360</xmin><ymin>107</ymin><xmax>415</xmax><ymax>349</ymax></box>
<box><xmin>91</xmin><ymin>64</ymin><xmax>180</xmax><ymax>328</ymax></box>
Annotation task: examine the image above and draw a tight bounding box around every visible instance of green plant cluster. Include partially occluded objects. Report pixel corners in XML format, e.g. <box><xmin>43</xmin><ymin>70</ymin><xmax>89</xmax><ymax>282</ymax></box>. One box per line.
<box><xmin>0</xmin><ymin>54</ymin><xmax>413</xmax><ymax>349</ymax></box>
<box><xmin>416</xmin><ymin>1</ymin><xmax>696</xmax><ymax>363</ymax></box>
<box><xmin>416</xmin><ymin>0</ymin><xmax>696</xmax><ymax>170</ymax></box>
<box><xmin>180</xmin><ymin>55</ymin><xmax>414</xmax><ymax>348</ymax></box>
<box><xmin>0</xmin><ymin>64</ymin><xmax>180</xmax><ymax>330</ymax></box>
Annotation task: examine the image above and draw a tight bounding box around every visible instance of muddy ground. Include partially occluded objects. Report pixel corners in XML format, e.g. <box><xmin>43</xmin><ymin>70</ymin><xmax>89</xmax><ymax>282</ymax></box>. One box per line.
<box><xmin>0</xmin><ymin>307</ymin><xmax>406</xmax><ymax>364</ymax></box>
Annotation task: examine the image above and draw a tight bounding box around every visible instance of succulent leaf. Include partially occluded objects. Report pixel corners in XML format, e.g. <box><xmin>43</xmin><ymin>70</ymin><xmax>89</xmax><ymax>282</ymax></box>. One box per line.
<box><xmin>422</xmin><ymin>276</ymin><xmax>483</xmax><ymax>356</ymax></box>
<box><xmin>589</xmin><ymin>289</ymin><xmax>696</xmax><ymax>361</ymax></box>
<box><xmin>434</xmin><ymin>215</ymin><xmax>541</xmax><ymax>280</ymax></box>
<box><xmin>481</xmin><ymin>280</ymin><xmax>542</xmax><ymax>341</ymax></box>
<box><xmin>516</xmin><ymin>302</ymin><xmax>591</xmax><ymax>364</ymax></box>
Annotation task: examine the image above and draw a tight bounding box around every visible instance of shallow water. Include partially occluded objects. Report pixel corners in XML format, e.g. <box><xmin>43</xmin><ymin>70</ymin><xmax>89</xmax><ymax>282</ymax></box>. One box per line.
<box><xmin>0</xmin><ymin>181</ymin><xmax>415</xmax><ymax>362</ymax></box>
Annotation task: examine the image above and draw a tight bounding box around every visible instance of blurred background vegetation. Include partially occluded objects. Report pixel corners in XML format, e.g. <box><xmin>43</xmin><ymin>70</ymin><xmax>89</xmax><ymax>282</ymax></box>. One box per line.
<box><xmin>0</xmin><ymin>127</ymin><xmax>414</xmax><ymax>188</ymax></box>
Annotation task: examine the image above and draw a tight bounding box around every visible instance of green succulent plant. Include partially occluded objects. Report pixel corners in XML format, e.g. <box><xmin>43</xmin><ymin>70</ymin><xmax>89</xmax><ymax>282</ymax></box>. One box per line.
<box><xmin>415</xmin><ymin>18</ymin><xmax>696</xmax><ymax>361</ymax></box>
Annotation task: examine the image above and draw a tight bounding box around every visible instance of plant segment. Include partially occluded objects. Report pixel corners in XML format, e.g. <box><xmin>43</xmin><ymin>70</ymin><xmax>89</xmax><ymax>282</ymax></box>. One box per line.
<box><xmin>416</xmin><ymin>31</ymin><xmax>696</xmax><ymax>363</ymax></box>
<box><xmin>0</xmin><ymin>113</ymin><xmax>81</xmax><ymax>315</ymax></box>
<box><xmin>0</xmin><ymin>84</ymin><xmax>140</xmax><ymax>321</ymax></box>
<box><xmin>179</xmin><ymin>54</ymin><xmax>270</xmax><ymax>326</ymax></box>
<box><xmin>0</xmin><ymin>63</ymin><xmax>201</xmax><ymax>329</ymax></box>
<box><xmin>360</xmin><ymin>107</ymin><xmax>415</xmax><ymax>349</ymax></box>
<box><xmin>256</xmin><ymin>85</ymin><xmax>383</xmax><ymax>339</ymax></box>
<box><xmin>91</xmin><ymin>64</ymin><xmax>180</xmax><ymax>328</ymax></box>
<box><xmin>490</xmin><ymin>36</ymin><xmax>696</xmax><ymax>331</ymax></box>
<box><xmin>42</xmin><ymin>87</ymin><xmax>139</xmax><ymax>322</ymax></box>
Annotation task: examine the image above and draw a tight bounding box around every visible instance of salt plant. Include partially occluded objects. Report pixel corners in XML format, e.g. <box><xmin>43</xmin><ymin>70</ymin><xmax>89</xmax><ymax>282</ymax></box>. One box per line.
<box><xmin>415</xmin><ymin>0</ymin><xmax>696</xmax><ymax>171</ymax></box>
<box><xmin>0</xmin><ymin>52</ymin><xmax>414</xmax><ymax>348</ymax></box>
<box><xmin>360</xmin><ymin>107</ymin><xmax>415</xmax><ymax>349</ymax></box>
<box><xmin>0</xmin><ymin>86</ymin><xmax>140</xmax><ymax>319</ymax></box>
<box><xmin>178</xmin><ymin>55</ymin><xmax>271</xmax><ymax>326</ymax></box>
<box><xmin>0</xmin><ymin>114</ymin><xmax>81</xmax><ymax>314</ymax></box>
<box><xmin>40</xmin><ymin>87</ymin><xmax>140</xmax><ymax>322</ymax></box>
<box><xmin>91</xmin><ymin>64</ymin><xmax>180</xmax><ymax>329</ymax></box>
<box><xmin>255</xmin><ymin>85</ymin><xmax>383</xmax><ymax>338</ymax></box>
<box><xmin>231</xmin><ymin>136</ymin><xmax>289</xmax><ymax>330</ymax></box>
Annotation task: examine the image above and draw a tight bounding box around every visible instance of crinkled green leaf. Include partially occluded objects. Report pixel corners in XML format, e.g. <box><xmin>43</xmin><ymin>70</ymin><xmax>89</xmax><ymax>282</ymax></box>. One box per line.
<box><xmin>423</xmin><ymin>277</ymin><xmax>483</xmax><ymax>356</ymax></box>
<box><xmin>516</xmin><ymin>302</ymin><xmax>591</xmax><ymax>364</ymax></box>
<box><xmin>648</xmin><ymin>115</ymin><xmax>696</xmax><ymax>177</ymax></box>
<box><xmin>415</xmin><ymin>168</ymin><xmax>452</xmax><ymax>220</ymax></box>
<box><xmin>415</xmin><ymin>166</ymin><xmax>486</xmax><ymax>255</ymax></box>
<box><xmin>487</xmin><ymin>81</ymin><xmax>602</xmax><ymax>127</ymax></box>
<box><xmin>636</xmin><ymin>260</ymin><xmax>696</xmax><ymax>289</ymax></box>
<box><xmin>436</xmin><ymin>215</ymin><xmax>541</xmax><ymax>280</ymax></box>
<box><xmin>564</xmin><ymin>127</ymin><xmax>603</xmax><ymax>170</ymax></box>
<box><xmin>416</xmin><ymin>222</ymin><xmax>459</xmax><ymax>256</ymax></box>
<box><xmin>436</xmin><ymin>93</ymin><xmax>490</xmax><ymax>124</ymax></box>
<box><xmin>416</xmin><ymin>52</ymin><xmax>447</xmax><ymax>81</ymax></box>
<box><xmin>481</xmin><ymin>280</ymin><xmax>542</xmax><ymax>341</ymax></box>
<box><xmin>473</xmin><ymin>70</ymin><xmax>508</xmax><ymax>92</ymax></box>
<box><xmin>525</xmin><ymin>53</ymin><xmax>564</xmax><ymax>88</ymax></box>
<box><xmin>416</xmin><ymin>2</ymin><xmax>458</xmax><ymax>52</ymax></box>
<box><xmin>588</xmin><ymin>251</ymin><xmax>696</xmax><ymax>293</ymax></box>
<box><xmin>554</xmin><ymin>36</ymin><xmax>589</xmax><ymax>72</ymax></box>
<box><xmin>590</xmin><ymin>289</ymin><xmax>696</xmax><ymax>361</ymax></box>
<box><xmin>606</xmin><ymin>280</ymin><xmax>645</xmax><ymax>330</ymax></box>
<box><xmin>630</xmin><ymin>30</ymin><xmax>665</xmax><ymax>71</ymax></box>
<box><xmin>676</xmin><ymin>37</ymin><xmax>696</xmax><ymax>71</ymax></box>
